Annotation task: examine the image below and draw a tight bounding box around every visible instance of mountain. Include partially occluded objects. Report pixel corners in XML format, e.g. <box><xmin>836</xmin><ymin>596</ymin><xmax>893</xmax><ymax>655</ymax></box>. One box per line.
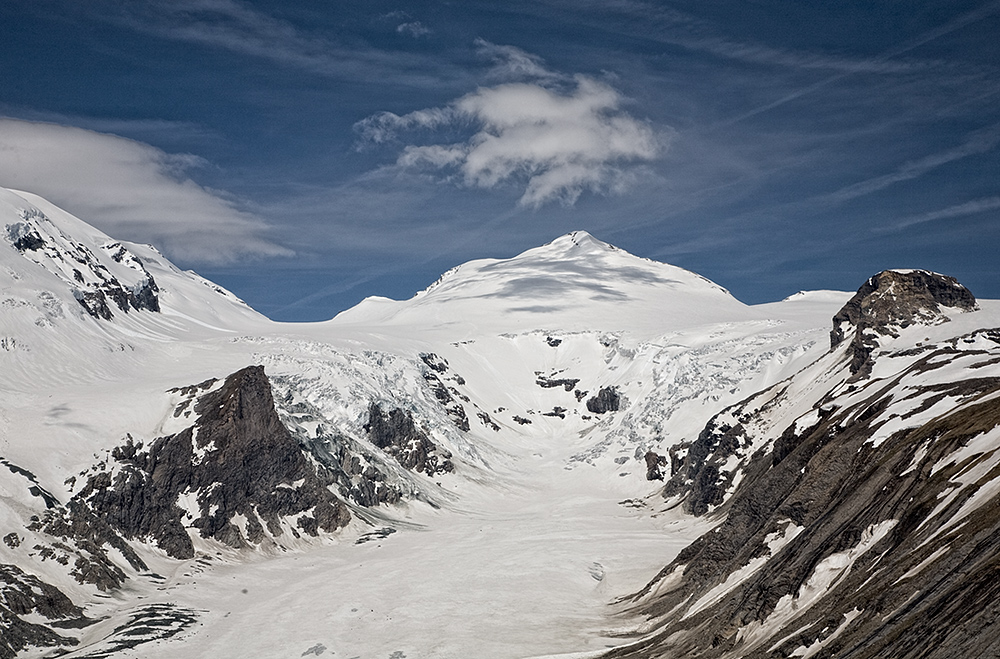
<box><xmin>2</xmin><ymin>187</ymin><xmax>999</xmax><ymax>659</ymax></box>
<box><xmin>608</xmin><ymin>270</ymin><xmax>1000</xmax><ymax>659</ymax></box>
<box><xmin>329</xmin><ymin>230</ymin><xmax>755</xmax><ymax>339</ymax></box>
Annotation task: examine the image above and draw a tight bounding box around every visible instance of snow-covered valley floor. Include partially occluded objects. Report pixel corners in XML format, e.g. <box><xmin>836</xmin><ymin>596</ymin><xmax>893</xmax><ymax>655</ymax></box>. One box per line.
<box><xmin>59</xmin><ymin>431</ymin><xmax>711</xmax><ymax>659</ymax></box>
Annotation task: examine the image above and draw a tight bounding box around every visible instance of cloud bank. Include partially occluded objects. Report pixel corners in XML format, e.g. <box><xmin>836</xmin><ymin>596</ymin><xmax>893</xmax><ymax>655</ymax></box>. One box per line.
<box><xmin>0</xmin><ymin>118</ymin><xmax>290</xmax><ymax>263</ymax></box>
<box><xmin>355</xmin><ymin>43</ymin><xmax>664</xmax><ymax>208</ymax></box>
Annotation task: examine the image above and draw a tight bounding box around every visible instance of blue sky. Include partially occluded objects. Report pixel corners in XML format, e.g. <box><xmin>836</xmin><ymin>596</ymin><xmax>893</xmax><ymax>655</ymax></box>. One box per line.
<box><xmin>1</xmin><ymin>0</ymin><xmax>998</xmax><ymax>320</ymax></box>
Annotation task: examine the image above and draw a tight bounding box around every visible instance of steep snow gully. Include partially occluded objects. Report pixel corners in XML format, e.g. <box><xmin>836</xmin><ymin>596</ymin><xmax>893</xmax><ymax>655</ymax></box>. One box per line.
<box><xmin>3</xmin><ymin>188</ymin><xmax>1000</xmax><ymax>658</ymax></box>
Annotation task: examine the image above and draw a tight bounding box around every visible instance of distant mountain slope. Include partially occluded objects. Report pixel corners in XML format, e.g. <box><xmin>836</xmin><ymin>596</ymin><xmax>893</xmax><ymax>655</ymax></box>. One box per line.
<box><xmin>0</xmin><ymin>187</ymin><xmax>269</xmax><ymax>390</ymax></box>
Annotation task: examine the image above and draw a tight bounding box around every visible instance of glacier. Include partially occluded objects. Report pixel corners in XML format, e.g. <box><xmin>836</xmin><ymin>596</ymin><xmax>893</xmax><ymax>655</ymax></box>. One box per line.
<box><xmin>2</xmin><ymin>187</ymin><xmax>999</xmax><ymax>659</ymax></box>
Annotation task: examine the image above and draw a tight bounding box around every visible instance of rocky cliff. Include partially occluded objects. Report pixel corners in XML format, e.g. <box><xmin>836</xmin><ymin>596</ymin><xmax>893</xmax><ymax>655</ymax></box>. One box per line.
<box><xmin>612</xmin><ymin>273</ymin><xmax>1000</xmax><ymax>659</ymax></box>
<box><xmin>831</xmin><ymin>269</ymin><xmax>977</xmax><ymax>376</ymax></box>
<box><xmin>77</xmin><ymin>366</ymin><xmax>352</xmax><ymax>559</ymax></box>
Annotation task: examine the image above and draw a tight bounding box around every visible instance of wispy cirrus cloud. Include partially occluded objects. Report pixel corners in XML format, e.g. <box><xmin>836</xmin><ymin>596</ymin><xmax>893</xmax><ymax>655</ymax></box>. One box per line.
<box><xmin>879</xmin><ymin>196</ymin><xmax>1000</xmax><ymax>233</ymax></box>
<box><xmin>820</xmin><ymin>123</ymin><xmax>1000</xmax><ymax>204</ymax></box>
<box><xmin>540</xmin><ymin>0</ymin><xmax>940</xmax><ymax>75</ymax></box>
<box><xmin>102</xmin><ymin>0</ymin><xmax>456</xmax><ymax>85</ymax></box>
<box><xmin>354</xmin><ymin>42</ymin><xmax>665</xmax><ymax>208</ymax></box>
<box><xmin>0</xmin><ymin>117</ymin><xmax>290</xmax><ymax>263</ymax></box>
<box><xmin>473</xmin><ymin>39</ymin><xmax>561</xmax><ymax>82</ymax></box>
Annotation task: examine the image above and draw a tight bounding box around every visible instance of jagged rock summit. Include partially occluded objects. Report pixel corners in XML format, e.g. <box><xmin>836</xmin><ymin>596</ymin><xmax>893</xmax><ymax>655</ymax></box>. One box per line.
<box><xmin>331</xmin><ymin>230</ymin><xmax>754</xmax><ymax>338</ymax></box>
<box><xmin>831</xmin><ymin>269</ymin><xmax>978</xmax><ymax>375</ymax></box>
<box><xmin>78</xmin><ymin>365</ymin><xmax>352</xmax><ymax>559</ymax></box>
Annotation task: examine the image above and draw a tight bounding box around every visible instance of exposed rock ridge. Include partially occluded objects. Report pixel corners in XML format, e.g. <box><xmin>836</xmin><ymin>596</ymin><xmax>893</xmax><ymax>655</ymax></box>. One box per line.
<box><xmin>0</xmin><ymin>460</ymin><xmax>145</xmax><ymax>657</ymax></box>
<box><xmin>831</xmin><ymin>269</ymin><xmax>977</xmax><ymax>376</ymax></box>
<box><xmin>4</xmin><ymin>208</ymin><xmax>160</xmax><ymax>320</ymax></box>
<box><xmin>364</xmin><ymin>403</ymin><xmax>454</xmax><ymax>477</ymax></box>
<box><xmin>0</xmin><ymin>564</ymin><xmax>83</xmax><ymax>659</ymax></box>
<box><xmin>78</xmin><ymin>366</ymin><xmax>351</xmax><ymax>559</ymax></box>
<box><xmin>607</xmin><ymin>321</ymin><xmax>1000</xmax><ymax>659</ymax></box>
<box><xmin>419</xmin><ymin>353</ymin><xmax>471</xmax><ymax>431</ymax></box>
<box><xmin>661</xmin><ymin>403</ymin><xmax>755</xmax><ymax>515</ymax></box>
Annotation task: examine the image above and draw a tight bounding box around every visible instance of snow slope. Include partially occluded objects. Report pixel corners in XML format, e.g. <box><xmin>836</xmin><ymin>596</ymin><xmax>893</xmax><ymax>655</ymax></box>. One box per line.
<box><xmin>329</xmin><ymin>230</ymin><xmax>757</xmax><ymax>340</ymax></box>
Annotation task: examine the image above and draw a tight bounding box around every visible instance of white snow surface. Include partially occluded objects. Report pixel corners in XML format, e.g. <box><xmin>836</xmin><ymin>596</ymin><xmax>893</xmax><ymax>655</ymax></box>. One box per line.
<box><xmin>3</xmin><ymin>188</ymin><xmax>1000</xmax><ymax>658</ymax></box>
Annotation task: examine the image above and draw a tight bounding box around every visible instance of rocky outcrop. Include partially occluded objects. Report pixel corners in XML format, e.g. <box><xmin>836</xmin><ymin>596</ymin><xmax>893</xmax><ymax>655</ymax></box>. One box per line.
<box><xmin>420</xmin><ymin>353</ymin><xmax>471</xmax><ymax>431</ymax></box>
<box><xmin>0</xmin><ymin>457</ymin><xmax>146</xmax><ymax>657</ymax></box>
<box><xmin>586</xmin><ymin>386</ymin><xmax>621</xmax><ymax>414</ymax></box>
<box><xmin>78</xmin><ymin>366</ymin><xmax>351</xmax><ymax>559</ymax></box>
<box><xmin>28</xmin><ymin>500</ymin><xmax>147</xmax><ymax>591</ymax></box>
<box><xmin>536</xmin><ymin>373</ymin><xmax>581</xmax><ymax>391</ymax></box>
<box><xmin>643</xmin><ymin>451</ymin><xmax>666</xmax><ymax>481</ymax></box>
<box><xmin>609</xmin><ymin>321</ymin><xmax>1000</xmax><ymax>659</ymax></box>
<box><xmin>831</xmin><ymin>269</ymin><xmax>977</xmax><ymax>376</ymax></box>
<box><xmin>365</xmin><ymin>404</ymin><xmax>454</xmax><ymax>477</ymax></box>
<box><xmin>661</xmin><ymin>405</ymin><xmax>756</xmax><ymax>515</ymax></box>
<box><xmin>0</xmin><ymin>457</ymin><xmax>144</xmax><ymax>593</ymax></box>
<box><xmin>5</xmin><ymin>209</ymin><xmax>160</xmax><ymax>321</ymax></box>
<box><xmin>0</xmin><ymin>565</ymin><xmax>85</xmax><ymax>659</ymax></box>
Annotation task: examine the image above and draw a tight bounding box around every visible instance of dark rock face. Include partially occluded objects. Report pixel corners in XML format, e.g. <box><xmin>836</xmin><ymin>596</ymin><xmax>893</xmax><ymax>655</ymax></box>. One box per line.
<box><xmin>364</xmin><ymin>403</ymin><xmax>454</xmax><ymax>476</ymax></box>
<box><xmin>662</xmin><ymin>408</ymin><xmax>754</xmax><ymax>515</ymax></box>
<box><xmin>11</xmin><ymin>230</ymin><xmax>45</xmax><ymax>252</ymax></box>
<box><xmin>73</xmin><ymin>273</ymin><xmax>159</xmax><ymax>319</ymax></box>
<box><xmin>0</xmin><ymin>565</ymin><xmax>84</xmax><ymax>659</ymax></box>
<box><xmin>323</xmin><ymin>441</ymin><xmax>404</xmax><ymax>508</ymax></box>
<box><xmin>420</xmin><ymin>353</ymin><xmax>471</xmax><ymax>431</ymax></box>
<box><xmin>79</xmin><ymin>366</ymin><xmax>351</xmax><ymax>559</ymax></box>
<box><xmin>586</xmin><ymin>387</ymin><xmax>620</xmax><ymax>414</ymax></box>
<box><xmin>831</xmin><ymin>270</ymin><xmax>977</xmax><ymax>376</ymax></box>
<box><xmin>608</xmin><ymin>329</ymin><xmax>1000</xmax><ymax>659</ymax></box>
<box><xmin>644</xmin><ymin>451</ymin><xmax>666</xmax><ymax>481</ymax></box>
<box><xmin>5</xmin><ymin>211</ymin><xmax>161</xmax><ymax>321</ymax></box>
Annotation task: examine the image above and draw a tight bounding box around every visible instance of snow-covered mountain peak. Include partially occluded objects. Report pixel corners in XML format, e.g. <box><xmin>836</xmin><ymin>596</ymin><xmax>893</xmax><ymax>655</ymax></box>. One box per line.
<box><xmin>535</xmin><ymin>229</ymin><xmax>617</xmax><ymax>255</ymax></box>
<box><xmin>331</xmin><ymin>230</ymin><xmax>751</xmax><ymax>338</ymax></box>
<box><xmin>0</xmin><ymin>187</ymin><xmax>269</xmax><ymax>387</ymax></box>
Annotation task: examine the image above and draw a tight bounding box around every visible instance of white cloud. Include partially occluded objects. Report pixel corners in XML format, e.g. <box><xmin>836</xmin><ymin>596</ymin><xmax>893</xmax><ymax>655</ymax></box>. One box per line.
<box><xmin>354</xmin><ymin>107</ymin><xmax>458</xmax><ymax>145</ymax></box>
<box><xmin>355</xmin><ymin>46</ymin><xmax>665</xmax><ymax>208</ymax></box>
<box><xmin>396</xmin><ymin>21</ymin><xmax>431</xmax><ymax>38</ymax></box>
<box><xmin>0</xmin><ymin>117</ymin><xmax>291</xmax><ymax>263</ymax></box>
<box><xmin>473</xmin><ymin>39</ymin><xmax>558</xmax><ymax>82</ymax></box>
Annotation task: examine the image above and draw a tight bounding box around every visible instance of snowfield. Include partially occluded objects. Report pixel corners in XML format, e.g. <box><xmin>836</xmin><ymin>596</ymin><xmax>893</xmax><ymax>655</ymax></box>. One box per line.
<box><xmin>4</xmin><ymin>187</ymin><xmax>999</xmax><ymax>658</ymax></box>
